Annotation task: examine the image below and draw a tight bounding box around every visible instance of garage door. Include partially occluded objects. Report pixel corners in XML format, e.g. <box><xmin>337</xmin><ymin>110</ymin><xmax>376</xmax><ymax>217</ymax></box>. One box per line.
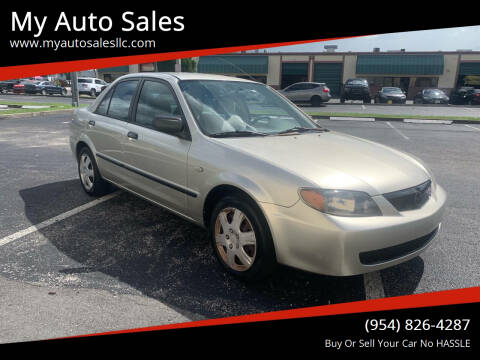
<box><xmin>281</xmin><ymin>63</ymin><xmax>309</xmax><ymax>89</ymax></box>
<box><xmin>314</xmin><ymin>63</ymin><xmax>342</xmax><ymax>96</ymax></box>
<box><xmin>459</xmin><ymin>62</ymin><xmax>480</xmax><ymax>76</ymax></box>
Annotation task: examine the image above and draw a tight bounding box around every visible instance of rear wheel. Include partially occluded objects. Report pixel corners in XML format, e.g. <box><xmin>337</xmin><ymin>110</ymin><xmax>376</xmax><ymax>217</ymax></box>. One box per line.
<box><xmin>90</xmin><ymin>88</ymin><xmax>97</xmax><ymax>97</ymax></box>
<box><xmin>210</xmin><ymin>194</ymin><xmax>276</xmax><ymax>281</ymax></box>
<box><xmin>77</xmin><ymin>147</ymin><xmax>109</xmax><ymax>196</ymax></box>
<box><xmin>311</xmin><ymin>96</ymin><xmax>322</xmax><ymax>107</ymax></box>
<box><xmin>41</xmin><ymin>89</ymin><xmax>47</xmax><ymax>96</ymax></box>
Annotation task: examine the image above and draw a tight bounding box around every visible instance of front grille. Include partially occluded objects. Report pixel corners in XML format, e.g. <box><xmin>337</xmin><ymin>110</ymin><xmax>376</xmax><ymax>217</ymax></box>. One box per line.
<box><xmin>384</xmin><ymin>180</ymin><xmax>431</xmax><ymax>211</ymax></box>
<box><xmin>359</xmin><ymin>227</ymin><xmax>438</xmax><ymax>265</ymax></box>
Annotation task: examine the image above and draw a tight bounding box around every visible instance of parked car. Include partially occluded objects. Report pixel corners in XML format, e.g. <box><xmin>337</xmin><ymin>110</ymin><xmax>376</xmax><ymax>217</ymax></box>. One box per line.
<box><xmin>78</xmin><ymin>77</ymin><xmax>108</xmax><ymax>97</ymax></box>
<box><xmin>24</xmin><ymin>81</ymin><xmax>67</xmax><ymax>96</ymax></box>
<box><xmin>449</xmin><ymin>87</ymin><xmax>480</xmax><ymax>105</ymax></box>
<box><xmin>12</xmin><ymin>80</ymin><xmax>35</xmax><ymax>94</ymax></box>
<box><xmin>279</xmin><ymin>82</ymin><xmax>331</xmax><ymax>106</ymax></box>
<box><xmin>413</xmin><ymin>88</ymin><xmax>449</xmax><ymax>104</ymax></box>
<box><xmin>0</xmin><ymin>79</ymin><xmax>21</xmax><ymax>94</ymax></box>
<box><xmin>70</xmin><ymin>73</ymin><xmax>446</xmax><ymax>281</ymax></box>
<box><xmin>340</xmin><ymin>78</ymin><xmax>371</xmax><ymax>104</ymax></box>
<box><xmin>374</xmin><ymin>87</ymin><xmax>407</xmax><ymax>104</ymax></box>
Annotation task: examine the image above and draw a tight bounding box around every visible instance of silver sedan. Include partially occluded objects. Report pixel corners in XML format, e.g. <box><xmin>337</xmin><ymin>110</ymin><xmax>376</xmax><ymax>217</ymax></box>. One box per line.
<box><xmin>70</xmin><ymin>73</ymin><xmax>446</xmax><ymax>281</ymax></box>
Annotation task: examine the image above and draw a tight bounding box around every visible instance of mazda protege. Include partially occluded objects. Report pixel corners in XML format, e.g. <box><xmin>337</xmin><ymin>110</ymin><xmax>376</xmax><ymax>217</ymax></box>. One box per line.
<box><xmin>70</xmin><ymin>73</ymin><xmax>446</xmax><ymax>281</ymax></box>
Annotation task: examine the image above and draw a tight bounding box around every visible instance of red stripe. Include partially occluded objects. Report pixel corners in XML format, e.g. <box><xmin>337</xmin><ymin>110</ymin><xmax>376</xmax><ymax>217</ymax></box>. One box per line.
<box><xmin>59</xmin><ymin>286</ymin><xmax>480</xmax><ymax>339</ymax></box>
<box><xmin>0</xmin><ymin>36</ymin><xmax>362</xmax><ymax>81</ymax></box>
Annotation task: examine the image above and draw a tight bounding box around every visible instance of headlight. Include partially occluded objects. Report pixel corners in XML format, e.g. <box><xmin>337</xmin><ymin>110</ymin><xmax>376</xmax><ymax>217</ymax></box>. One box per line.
<box><xmin>299</xmin><ymin>188</ymin><xmax>382</xmax><ymax>217</ymax></box>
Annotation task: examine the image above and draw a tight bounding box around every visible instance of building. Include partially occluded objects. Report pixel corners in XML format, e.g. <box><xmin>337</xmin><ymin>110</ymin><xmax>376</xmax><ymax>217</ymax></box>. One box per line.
<box><xmin>96</xmin><ymin>51</ymin><xmax>480</xmax><ymax>99</ymax></box>
<box><xmin>197</xmin><ymin>51</ymin><xmax>480</xmax><ymax>99</ymax></box>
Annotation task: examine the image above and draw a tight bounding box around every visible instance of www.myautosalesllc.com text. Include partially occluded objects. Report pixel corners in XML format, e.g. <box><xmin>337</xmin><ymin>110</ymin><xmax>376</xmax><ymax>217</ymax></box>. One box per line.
<box><xmin>10</xmin><ymin>38</ymin><xmax>156</xmax><ymax>51</ymax></box>
<box><xmin>324</xmin><ymin>338</ymin><xmax>471</xmax><ymax>350</ymax></box>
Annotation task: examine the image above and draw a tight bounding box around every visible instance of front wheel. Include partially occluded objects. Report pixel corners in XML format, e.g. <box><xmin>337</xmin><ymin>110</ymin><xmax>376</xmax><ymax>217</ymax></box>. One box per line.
<box><xmin>210</xmin><ymin>195</ymin><xmax>276</xmax><ymax>281</ymax></box>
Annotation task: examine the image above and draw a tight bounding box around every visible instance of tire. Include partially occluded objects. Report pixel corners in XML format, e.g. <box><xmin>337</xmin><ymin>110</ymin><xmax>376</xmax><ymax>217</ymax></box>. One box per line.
<box><xmin>363</xmin><ymin>97</ymin><xmax>371</xmax><ymax>104</ymax></box>
<box><xmin>77</xmin><ymin>146</ymin><xmax>109</xmax><ymax>196</ymax></box>
<box><xmin>311</xmin><ymin>96</ymin><xmax>322</xmax><ymax>107</ymax></box>
<box><xmin>41</xmin><ymin>89</ymin><xmax>47</xmax><ymax>96</ymax></box>
<box><xmin>62</xmin><ymin>88</ymin><xmax>67</xmax><ymax>96</ymax></box>
<box><xmin>90</xmin><ymin>88</ymin><xmax>97</xmax><ymax>97</ymax></box>
<box><xmin>340</xmin><ymin>97</ymin><xmax>345</xmax><ymax>103</ymax></box>
<box><xmin>209</xmin><ymin>194</ymin><xmax>276</xmax><ymax>281</ymax></box>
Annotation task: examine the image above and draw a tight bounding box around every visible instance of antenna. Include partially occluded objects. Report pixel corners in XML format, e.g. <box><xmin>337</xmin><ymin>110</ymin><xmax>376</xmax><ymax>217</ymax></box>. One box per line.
<box><xmin>212</xmin><ymin>55</ymin><xmax>259</xmax><ymax>82</ymax></box>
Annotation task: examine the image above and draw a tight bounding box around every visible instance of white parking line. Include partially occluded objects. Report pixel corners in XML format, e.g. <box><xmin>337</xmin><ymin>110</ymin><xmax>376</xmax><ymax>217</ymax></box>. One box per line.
<box><xmin>404</xmin><ymin>119</ymin><xmax>452</xmax><ymax>125</ymax></box>
<box><xmin>386</xmin><ymin>121</ymin><xmax>410</xmax><ymax>140</ymax></box>
<box><xmin>464</xmin><ymin>124</ymin><xmax>480</xmax><ymax>132</ymax></box>
<box><xmin>0</xmin><ymin>191</ymin><xmax>119</xmax><ymax>248</ymax></box>
<box><xmin>363</xmin><ymin>271</ymin><xmax>386</xmax><ymax>300</ymax></box>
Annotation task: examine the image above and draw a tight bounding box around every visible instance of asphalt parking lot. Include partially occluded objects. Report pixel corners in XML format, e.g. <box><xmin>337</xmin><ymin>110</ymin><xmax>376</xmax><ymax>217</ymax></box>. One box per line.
<box><xmin>0</xmin><ymin>112</ymin><xmax>479</xmax><ymax>343</ymax></box>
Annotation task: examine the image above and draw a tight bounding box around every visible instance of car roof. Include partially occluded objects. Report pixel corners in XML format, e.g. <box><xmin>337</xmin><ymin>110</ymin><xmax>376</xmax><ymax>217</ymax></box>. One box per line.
<box><xmin>117</xmin><ymin>72</ymin><xmax>260</xmax><ymax>83</ymax></box>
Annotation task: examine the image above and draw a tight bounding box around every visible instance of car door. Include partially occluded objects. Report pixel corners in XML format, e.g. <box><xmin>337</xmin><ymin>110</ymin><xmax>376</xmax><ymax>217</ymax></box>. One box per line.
<box><xmin>86</xmin><ymin>79</ymin><xmax>139</xmax><ymax>186</ymax></box>
<box><xmin>121</xmin><ymin>78</ymin><xmax>192</xmax><ymax>214</ymax></box>
<box><xmin>298</xmin><ymin>83</ymin><xmax>314</xmax><ymax>101</ymax></box>
<box><xmin>284</xmin><ymin>84</ymin><xmax>302</xmax><ymax>101</ymax></box>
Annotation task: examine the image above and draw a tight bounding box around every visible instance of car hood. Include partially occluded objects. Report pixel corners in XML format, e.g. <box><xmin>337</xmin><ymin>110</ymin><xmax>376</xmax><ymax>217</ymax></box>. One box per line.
<box><xmin>214</xmin><ymin>131</ymin><xmax>430</xmax><ymax>196</ymax></box>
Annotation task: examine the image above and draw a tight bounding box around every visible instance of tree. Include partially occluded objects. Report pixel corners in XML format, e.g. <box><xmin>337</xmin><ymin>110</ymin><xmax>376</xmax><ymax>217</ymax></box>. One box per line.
<box><xmin>181</xmin><ymin>58</ymin><xmax>197</xmax><ymax>72</ymax></box>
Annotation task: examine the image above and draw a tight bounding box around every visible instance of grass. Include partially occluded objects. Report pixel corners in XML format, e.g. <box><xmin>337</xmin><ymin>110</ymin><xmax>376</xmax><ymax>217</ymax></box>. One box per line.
<box><xmin>0</xmin><ymin>101</ymin><xmax>87</xmax><ymax>115</ymax></box>
<box><xmin>305</xmin><ymin>111</ymin><xmax>480</xmax><ymax>122</ymax></box>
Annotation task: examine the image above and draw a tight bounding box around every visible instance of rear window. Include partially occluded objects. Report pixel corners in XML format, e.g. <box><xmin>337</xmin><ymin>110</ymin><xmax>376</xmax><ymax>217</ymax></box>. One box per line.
<box><xmin>346</xmin><ymin>79</ymin><xmax>367</xmax><ymax>85</ymax></box>
<box><xmin>78</xmin><ymin>79</ymin><xmax>92</xmax><ymax>83</ymax></box>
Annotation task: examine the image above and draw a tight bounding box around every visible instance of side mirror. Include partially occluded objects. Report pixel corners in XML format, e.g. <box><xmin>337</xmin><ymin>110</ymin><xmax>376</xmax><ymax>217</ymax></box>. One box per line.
<box><xmin>152</xmin><ymin>115</ymin><xmax>184</xmax><ymax>134</ymax></box>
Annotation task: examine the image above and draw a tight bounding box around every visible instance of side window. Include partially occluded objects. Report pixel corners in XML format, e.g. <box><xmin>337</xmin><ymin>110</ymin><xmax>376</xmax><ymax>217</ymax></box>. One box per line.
<box><xmin>95</xmin><ymin>89</ymin><xmax>113</xmax><ymax>116</ymax></box>
<box><xmin>135</xmin><ymin>80</ymin><xmax>181</xmax><ymax>129</ymax></box>
<box><xmin>95</xmin><ymin>80</ymin><xmax>102</xmax><ymax>85</ymax></box>
<box><xmin>107</xmin><ymin>80</ymin><xmax>139</xmax><ymax>121</ymax></box>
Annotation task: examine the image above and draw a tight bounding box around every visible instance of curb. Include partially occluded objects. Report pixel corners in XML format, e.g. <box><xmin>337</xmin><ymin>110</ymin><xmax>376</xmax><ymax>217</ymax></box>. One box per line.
<box><xmin>311</xmin><ymin>115</ymin><xmax>480</xmax><ymax>125</ymax></box>
<box><xmin>320</xmin><ymin>102</ymin><xmax>480</xmax><ymax>108</ymax></box>
<box><xmin>0</xmin><ymin>109</ymin><xmax>74</xmax><ymax>120</ymax></box>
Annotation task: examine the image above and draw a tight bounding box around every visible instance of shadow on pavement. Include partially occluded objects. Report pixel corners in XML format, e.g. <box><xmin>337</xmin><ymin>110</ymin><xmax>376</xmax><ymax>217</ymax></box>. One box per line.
<box><xmin>19</xmin><ymin>180</ymin><xmax>424</xmax><ymax>320</ymax></box>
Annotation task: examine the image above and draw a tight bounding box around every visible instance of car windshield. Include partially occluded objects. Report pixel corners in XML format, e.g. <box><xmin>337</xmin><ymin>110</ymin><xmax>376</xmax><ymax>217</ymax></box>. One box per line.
<box><xmin>179</xmin><ymin>80</ymin><xmax>320</xmax><ymax>136</ymax></box>
<box><xmin>424</xmin><ymin>89</ymin><xmax>445</xmax><ymax>96</ymax></box>
<box><xmin>383</xmin><ymin>87</ymin><xmax>403</xmax><ymax>93</ymax></box>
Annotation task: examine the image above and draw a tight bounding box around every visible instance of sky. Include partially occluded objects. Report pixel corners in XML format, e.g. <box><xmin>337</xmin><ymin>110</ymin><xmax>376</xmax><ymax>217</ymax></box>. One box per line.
<box><xmin>263</xmin><ymin>26</ymin><xmax>480</xmax><ymax>53</ymax></box>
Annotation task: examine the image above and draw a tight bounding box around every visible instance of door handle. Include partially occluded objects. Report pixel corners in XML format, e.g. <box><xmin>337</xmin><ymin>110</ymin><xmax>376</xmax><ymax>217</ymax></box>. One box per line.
<box><xmin>88</xmin><ymin>120</ymin><xmax>95</xmax><ymax>126</ymax></box>
<box><xmin>127</xmin><ymin>131</ymin><xmax>138</xmax><ymax>140</ymax></box>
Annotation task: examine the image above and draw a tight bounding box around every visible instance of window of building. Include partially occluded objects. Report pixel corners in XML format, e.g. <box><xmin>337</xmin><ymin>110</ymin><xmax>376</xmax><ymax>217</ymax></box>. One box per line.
<box><xmin>414</xmin><ymin>77</ymin><xmax>439</xmax><ymax>87</ymax></box>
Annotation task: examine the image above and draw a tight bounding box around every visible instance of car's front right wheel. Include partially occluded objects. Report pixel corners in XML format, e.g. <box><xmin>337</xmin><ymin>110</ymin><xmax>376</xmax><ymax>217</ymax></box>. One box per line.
<box><xmin>210</xmin><ymin>194</ymin><xmax>276</xmax><ymax>281</ymax></box>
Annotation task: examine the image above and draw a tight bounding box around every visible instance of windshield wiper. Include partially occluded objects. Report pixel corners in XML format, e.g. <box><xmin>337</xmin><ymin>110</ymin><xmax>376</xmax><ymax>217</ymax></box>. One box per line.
<box><xmin>210</xmin><ymin>130</ymin><xmax>268</xmax><ymax>138</ymax></box>
<box><xmin>275</xmin><ymin>127</ymin><xmax>329</xmax><ymax>135</ymax></box>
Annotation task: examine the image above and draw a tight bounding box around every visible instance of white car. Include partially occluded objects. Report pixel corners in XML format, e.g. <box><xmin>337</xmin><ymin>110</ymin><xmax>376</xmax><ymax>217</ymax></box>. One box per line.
<box><xmin>78</xmin><ymin>77</ymin><xmax>108</xmax><ymax>97</ymax></box>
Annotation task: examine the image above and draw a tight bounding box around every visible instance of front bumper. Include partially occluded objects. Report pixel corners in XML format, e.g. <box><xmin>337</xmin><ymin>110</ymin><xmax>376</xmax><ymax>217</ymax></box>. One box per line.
<box><xmin>423</xmin><ymin>98</ymin><xmax>449</xmax><ymax>104</ymax></box>
<box><xmin>383</xmin><ymin>97</ymin><xmax>406</xmax><ymax>103</ymax></box>
<box><xmin>260</xmin><ymin>184</ymin><xmax>446</xmax><ymax>276</ymax></box>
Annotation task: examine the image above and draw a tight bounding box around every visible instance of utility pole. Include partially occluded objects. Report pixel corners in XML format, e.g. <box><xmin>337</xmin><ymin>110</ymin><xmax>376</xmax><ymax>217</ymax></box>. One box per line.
<box><xmin>70</xmin><ymin>72</ymin><xmax>79</xmax><ymax>107</ymax></box>
<box><xmin>175</xmin><ymin>59</ymin><xmax>181</xmax><ymax>72</ymax></box>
